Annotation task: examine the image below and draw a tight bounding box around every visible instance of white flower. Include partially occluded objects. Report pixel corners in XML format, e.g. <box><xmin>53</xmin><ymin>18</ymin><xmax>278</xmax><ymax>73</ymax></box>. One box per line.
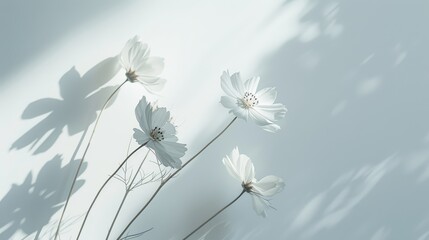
<box><xmin>222</xmin><ymin>147</ymin><xmax>285</xmax><ymax>217</ymax></box>
<box><xmin>120</xmin><ymin>36</ymin><xmax>166</xmax><ymax>93</ymax></box>
<box><xmin>220</xmin><ymin>71</ymin><xmax>287</xmax><ymax>132</ymax></box>
<box><xmin>133</xmin><ymin>96</ymin><xmax>187</xmax><ymax>168</ymax></box>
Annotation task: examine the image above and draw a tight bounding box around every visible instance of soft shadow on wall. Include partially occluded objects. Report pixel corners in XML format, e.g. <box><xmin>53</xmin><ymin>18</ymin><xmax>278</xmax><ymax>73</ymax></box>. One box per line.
<box><xmin>2</xmin><ymin>56</ymin><xmax>121</xmax><ymax>239</ymax></box>
<box><xmin>259</xmin><ymin>0</ymin><xmax>429</xmax><ymax>239</ymax></box>
<box><xmin>103</xmin><ymin>0</ymin><xmax>429</xmax><ymax>239</ymax></box>
<box><xmin>0</xmin><ymin>155</ymin><xmax>87</xmax><ymax>240</ymax></box>
<box><xmin>11</xmin><ymin>56</ymin><xmax>121</xmax><ymax>155</ymax></box>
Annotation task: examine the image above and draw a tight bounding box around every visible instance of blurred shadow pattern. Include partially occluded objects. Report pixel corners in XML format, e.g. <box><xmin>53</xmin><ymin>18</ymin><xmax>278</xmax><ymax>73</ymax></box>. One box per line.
<box><xmin>258</xmin><ymin>0</ymin><xmax>429</xmax><ymax>239</ymax></box>
<box><xmin>0</xmin><ymin>155</ymin><xmax>87</xmax><ymax>239</ymax></box>
<box><xmin>11</xmin><ymin>56</ymin><xmax>121</xmax><ymax>154</ymax></box>
<box><xmin>104</xmin><ymin>0</ymin><xmax>429</xmax><ymax>238</ymax></box>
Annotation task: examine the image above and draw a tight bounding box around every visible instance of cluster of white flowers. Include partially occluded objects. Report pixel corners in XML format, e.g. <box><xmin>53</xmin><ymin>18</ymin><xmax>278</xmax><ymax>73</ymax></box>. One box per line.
<box><xmin>71</xmin><ymin>35</ymin><xmax>289</xmax><ymax>240</ymax></box>
<box><xmin>123</xmin><ymin>35</ymin><xmax>286</xmax><ymax>215</ymax></box>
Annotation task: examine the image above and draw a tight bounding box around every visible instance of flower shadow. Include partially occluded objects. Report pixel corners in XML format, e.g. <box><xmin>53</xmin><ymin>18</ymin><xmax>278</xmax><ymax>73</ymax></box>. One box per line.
<box><xmin>0</xmin><ymin>155</ymin><xmax>87</xmax><ymax>239</ymax></box>
<box><xmin>255</xmin><ymin>0</ymin><xmax>429</xmax><ymax>239</ymax></box>
<box><xmin>10</xmin><ymin>56</ymin><xmax>121</xmax><ymax>155</ymax></box>
<box><xmin>158</xmin><ymin>0</ymin><xmax>429</xmax><ymax>239</ymax></box>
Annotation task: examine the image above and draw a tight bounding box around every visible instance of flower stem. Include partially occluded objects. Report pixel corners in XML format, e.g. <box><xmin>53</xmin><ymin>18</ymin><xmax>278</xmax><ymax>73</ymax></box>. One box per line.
<box><xmin>76</xmin><ymin>141</ymin><xmax>148</xmax><ymax>240</ymax></box>
<box><xmin>117</xmin><ymin>117</ymin><xmax>237</xmax><ymax>239</ymax></box>
<box><xmin>54</xmin><ymin>80</ymin><xmax>127</xmax><ymax>240</ymax></box>
<box><xmin>182</xmin><ymin>190</ymin><xmax>245</xmax><ymax>240</ymax></box>
<box><xmin>105</xmin><ymin>150</ymin><xmax>151</xmax><ymax>240</ymax></box>
<box><xmin>167</xmin><ymin>117</ymin><xmax>237</xmax><ymax>182</ymax></box>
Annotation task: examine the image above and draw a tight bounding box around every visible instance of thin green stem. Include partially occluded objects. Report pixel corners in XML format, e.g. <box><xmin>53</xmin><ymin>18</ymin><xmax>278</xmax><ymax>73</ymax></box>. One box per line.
<box><xmin>117</xmin><ymin>117</ymin><xmax>237</xmax><ymax>239</ymax></box>
<box><xmin>182</xmin><ymin>190</ymin><xmax>245</xmax><ymax>240</ymax></box>
<box><xmin>76</xmin><ymin>141</ymin><xmax>148</xmax><ymax>240</ymax></box>
<box><xmin>54</xmin><ymin>80</ymin><xmax>127</xmax><ymax>240</ymax></box>
<box><xmin>106</xmin><ymin>150</ymin><xmax>151</xmax><ymax>240</ymax></box>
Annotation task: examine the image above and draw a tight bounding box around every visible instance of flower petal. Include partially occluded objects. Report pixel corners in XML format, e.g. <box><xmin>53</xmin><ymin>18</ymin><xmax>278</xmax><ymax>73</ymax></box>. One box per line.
<box><xmin>260</xmin><ymin>123</ymin><xmax>281</xmax><ymax>133</ymax></box>
<box><xmin>133</xmin><ymin>46</ymin><xmax>150</xmax><ymax>69</ymax></box>
<box><xmin>120</xmin><ymin>36</ymin><xmax>140</xmax><ymax>69</ymax></box>
<box><xmin>121</xmin><ymin>37</ymin><xmax>150</xmax><ymax>71</ymax></box>
<box><xmin>133</xmin><ymin>128</ymin><xmax>150</xmax><ymax>145</ymax></box>
<box><xmin>230</xmin><ymin>106</ymin><xmax>249</xmax><ymax>121</ymax></box>
<box><xmin>253</xmin><ymin>104</ymin><xmax>287</xmax><ymax>123</ymax></box>
<box><xmin>122</xmin><ymin>36</ymin><xmax>140</xmax><ymax>53</ymax></box>
<box><xmin>223</xmin><ymin>147</ymin><xmax>256</xmax><ymax>184</ymax></box>
<box><xmin>137</xmin><ymin>77</ymin><xmax>167</xmax><ymax>93</ymax></box>
<box><xmin>256</xmin><ymin>87</ymin><xmax>277</xmax><ymax>105</ymax></box>
<box><xmin>251</xmin><ymin>195</ymin><xmax>269</xmax><ymax>217</ymax></box>
<box><xmin>120</xmin><ymin>36</ymin><xmax>166</xmax><ymax>93</ymax></box>
<box><xmin>135</xmin><ymin>57</ymin><xmax>164</xmax><ymax>76</ymax></box>
<box><xmin>153</xmin><ymin>145</ymin><xmax>177</xmax><ymax>168</ymax></box>
<box><xmin>144</xmin><ymin>100</ymin><xmax>153</xmax><ymax>130</ymax></box>
<box><xmin>221</xmin><ymin>71</ymin><xmax>241</xmax><ymax>98</ymax></box>
<box><xmin>238</xmin><ymin>154</ymin><xmax>255</xmax><ymax>183</ymax></box>
<box><xmin>152</xmin><ymin>141</ymin><xmax>185</xmax><ymax>168</ymax></box>
<box><xmin>160</xmin><ymin>140</ymin><xmax>187</xmax><ymax>160</ymax></box>
<box><xmin>252</xmin><ymin>175</ymin><xmax>285</xmax><ymax>197</ymax></box>
<box><xmin>151</xmin><ymin>107</ymin><xmax>170</xmax><ymax>129</ymax></box>
<box><xmin>244</xmin><ymin>76</ymin><xmax>260</xmax><ymax>94</ymax></box>
<box><xmin>162</xmin><ymin>121</ymin><xmax>177</xmax><ymax>138</ymax></box>
<box><xmin>248</xmin><ymin>108</ymin><xmax>272</xmax><ymax>126</ymax></box>
<box><xmin>223</xmin><ymin>156</ymin><xmax>242</xmax><ymax>182</ymax></box>
<box><xmin>230</xmin><ymin>72</ymin><xmax>245</xmax><ymax>96</ymax></box>
<box><xmin>135</xmin><ymin>96</ymin><xmax>151</xmax><ymax>132</ymax></box>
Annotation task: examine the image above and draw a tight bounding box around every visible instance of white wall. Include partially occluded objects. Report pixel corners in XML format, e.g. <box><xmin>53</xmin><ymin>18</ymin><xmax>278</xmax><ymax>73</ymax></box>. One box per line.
<box><xmin>1</xmin><ymin>0</ymin><xmax>429</xmax><ymax>239</ymax></box>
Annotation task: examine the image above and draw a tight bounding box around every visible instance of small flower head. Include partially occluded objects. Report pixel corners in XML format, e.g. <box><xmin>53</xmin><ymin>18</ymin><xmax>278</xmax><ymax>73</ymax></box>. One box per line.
<box><xmin>120</xmin><ymin>36</ymin><xmax>166</xmax><ymax>93</ymax></box>
<box><xmin>222</xmin><ymin>147</ymin><xmax>285</xmax><ymax>217</ymax></box>
<box><xmin>133</xmin><ymin>96</ymin><xmax>187</xmax><ymax>168</ymax></box>
<box><xmin>220</xmin><ymin>71</ymin><xmax>287</xmax><ymax>132</ymax></box>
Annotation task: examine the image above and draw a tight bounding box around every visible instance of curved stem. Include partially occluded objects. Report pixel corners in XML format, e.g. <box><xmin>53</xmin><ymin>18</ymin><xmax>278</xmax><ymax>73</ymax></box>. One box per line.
<box><xmin>166</xmin><ymin>117</ymin><xmax>237</xmax><ymax>182</ymax></box>
<box><xmin>54</xmin><ymin>80</ymin><xmax>127</xmax><ymax>240</ymax></box>
<box><xmin>117</xmin><ymin>183</ymin><xmax>163</xmax><ymax>240</ymax></box>
<box><xmin>106</xmin><ymin>150</ymin><xmax>151</xmax><ymax>240</ymax></box>
<box><xmin>182</xmin><ymin>190</ymin><xmax>245</xmax><ymax>240</ymax></box>
<box><xmin>76</xmin><ymin>141</ymin><xmax>148</xmax><ymax>240</ymax></box>
<box><xmin>117</xmin><ymin>117</ymin><xmax>237</xmax><ymax>239</ymax></box>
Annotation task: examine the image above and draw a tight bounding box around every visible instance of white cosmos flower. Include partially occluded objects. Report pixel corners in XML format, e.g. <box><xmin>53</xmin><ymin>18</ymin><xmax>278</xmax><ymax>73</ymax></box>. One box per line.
<box><xmin>222</xmin><ymin>147</ymin><xmax>285</xmax><ymax>217</ymax></box>
<box><xmin>133</xmin><ymin>96</ymin><xmax>187</xmax><ymax>168</ymax></box>
<box><xmin>120</xmin><ymin>36</ymin><xmax>166</xmax><ymax>93</ymax></box>
<box><xmin>220</xmin><ymin>71</ymin><xmax>287</xmax><ymax>132</ymax></box>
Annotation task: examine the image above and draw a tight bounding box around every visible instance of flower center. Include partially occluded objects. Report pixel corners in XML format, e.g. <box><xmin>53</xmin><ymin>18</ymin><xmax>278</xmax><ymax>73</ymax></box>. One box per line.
<box><xmin>150</xmin><ymin>126</ymin><xmax>165</xmax><ymax>141</ymax></box>
<box><xmin>241</xmin><ymin>92</ymin><xmax>259</xmax><ymax>108</ymax></box>
<box><xmin>126</xmin><ymin>70</ymin><xmax>138</xmax><ymax>82</ymax></box>
<box><xmin>242</xmin><ymin>182</ymin><xmax>253</xmax><ymax>193</ymax></box>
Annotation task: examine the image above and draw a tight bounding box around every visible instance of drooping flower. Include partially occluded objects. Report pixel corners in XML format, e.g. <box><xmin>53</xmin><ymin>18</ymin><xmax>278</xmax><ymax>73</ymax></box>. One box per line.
<box><xmin>133</xmin><ymin>96</ymin><xmax>187</xmax><ymax>168</ymax></box>
<box><xmin>222</xmin><ymin>147</ymin><xmax>284</xmax><ymax>217</ymax></box>
<box><xmin>120</xmin><ymin>36</ymin><xmax>166</xmax><ymax>93</ymax></box>
<box><xmin>220</xmin><ymin>71</ymin><xmax>287</xmax><ymax>132</ymax></box>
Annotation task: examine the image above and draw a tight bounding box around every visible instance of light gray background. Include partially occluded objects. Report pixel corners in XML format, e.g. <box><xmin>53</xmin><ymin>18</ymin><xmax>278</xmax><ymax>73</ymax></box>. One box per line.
<box><xmin>1</xmin><ymin>0</ymin><xmax>428</xmax><ymax>239</ymax></box>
